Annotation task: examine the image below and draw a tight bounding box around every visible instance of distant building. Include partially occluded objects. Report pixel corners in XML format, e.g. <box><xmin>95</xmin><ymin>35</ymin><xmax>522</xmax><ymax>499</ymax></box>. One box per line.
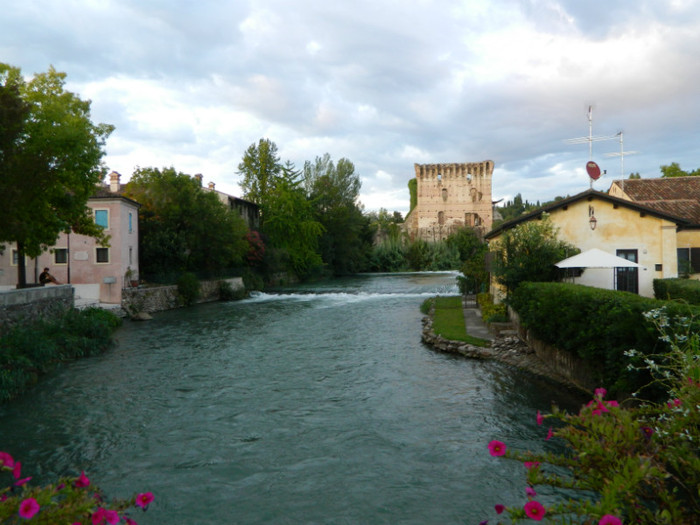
<box><xmin>0</xmin><ymin>171</ymin><xmax>140</xmax><ymax>304</ymax></box>
<box><xmin>195</xmin><ymin>175</ymin><xmax>260</xmax><ymax>230</ymax></box>
<box><xmin>403</xmin><ymin>161</ymin><xmax>494</xmax><ymax>241</ymax></box>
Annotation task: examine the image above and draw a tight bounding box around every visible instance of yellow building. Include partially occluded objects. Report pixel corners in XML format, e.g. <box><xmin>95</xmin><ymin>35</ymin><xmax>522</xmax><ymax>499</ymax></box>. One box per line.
<box><xmin>485</xmin><ymin>189</ymin><xmax>693</xmax><ymax>299</ymax></box>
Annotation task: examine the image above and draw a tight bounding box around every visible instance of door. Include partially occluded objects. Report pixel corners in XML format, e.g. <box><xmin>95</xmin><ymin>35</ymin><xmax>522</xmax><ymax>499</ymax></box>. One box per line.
<box><xmin>616</xmin><ymin>249</ymin><xmax>638</xmax><ymax>294</ymax></box>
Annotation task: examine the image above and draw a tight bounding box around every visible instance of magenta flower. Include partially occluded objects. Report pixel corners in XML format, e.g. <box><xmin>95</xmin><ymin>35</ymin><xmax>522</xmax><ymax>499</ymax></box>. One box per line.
<box><xmin>536</xmin><ymin>410</ymin><xmax>543</xmax><ymax>425</ymax></box>
<box><xmin>135</xmin><ymin>491</ymin><xmax>154</xmax><ymax>509</ymax></box>
<box><xmin>0</xmin><ymin>451</ymin><xmax>14</xmax><ymax>469</ymax></box>
<box><xmin>606</xmin><ymin>400</ymin><xmax>619</xmax><ymax>408</ymax></box>
<box><xmin>526</xmin><ymin>486</ymin><xmax>537</xmax><ymax>497</ymax></box>
<box><xmin>494</xmin><ymin>504</ymin><xmax>505</xmax><ymax>514</ymax></box>
<box><xmin>18</xmin><ymin>498</ymin><xmax>40</xmax><ymax>519</ymax></box>
<box><xmin>599</xmin><ymin>515</ymin><xmax>622</xmax><ymax>525</ymax></box>
<box><xmin>545</xmin><ymin>427</ymin><xmax>553</xmax><ymax>440</ymax></box>
<box><xmin>105</xmin><ymin>509</ymin><xmax>120</xmax><ymax>524</ymax></box>
<box><xmin>487</xmin><ymin>440</ymin><xmax>507</xmax><ymax>457</ymax></box>
<box><xmin>524</xmin><ymin>500</ymin><xmax>546</xmax><ymax>521</ymax></box>
<box><xmin>524</xmin><ymin>461</ymin><xmax>540</xmax><ymax>470</ymax></box>
<box><xmin>641</xmin><ymin>426</ymin><xmax>654</xmax><ymax>439</ymax></box>
<box><xmin>92</xmin><ymin>507</ymin><xmax>107</xmax><ymax>525</ymax></box>
<box><xmin>125</xmin><ymin>518</ymin><xmax>138</xmax><ymax>525</ymax></box>
<box><xmin>75</xmin><ymin>471</ymin><xmax>90</xmax><ymax>488</ymax></box>
<box><xmin>595</xmin><ymin>387</ymin><xmax>607</xmax><ymax>399</ymax></box>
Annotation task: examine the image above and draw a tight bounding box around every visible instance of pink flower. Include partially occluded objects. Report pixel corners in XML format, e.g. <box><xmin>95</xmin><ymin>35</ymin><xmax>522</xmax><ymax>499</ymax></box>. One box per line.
<box><xmin>536</xmin><ymin>410</ymin><xmax>543</xmax><ymax>425</ymax></box>
<box><xmin>125</xmin><ymin>518</ymin><xmax>138</xmax><ymax>525</ymax></box>
<box><xmin>18</xmin><ymin>498</ymin><xmax>40</xmax><ymax>519</ymax></box>
<box><xmin>487</xmin><ymin>440</ymin><xmax>507</xmax><ymax>457</ymax></box>
<box><xmin>524</xmin><ymin>461</ymin><xmax>540</xmax><ymax>470</ymax></box>
<box><xmin>641</xmin><ymin>426</ymin><xmax>654</xmax><ymax>439</ymax></box>
<box><xmin>526</xmin><ymin>486</ymin><xmax>537</xmax><ymax>497</ymax></box>
<box><xmin>135</xmin><ymin>492</ymin><xmax>154</xmax><ymax>509</ymax></box>
<box><xmin>599</xmin><ymin>515</ymin><xmax>622</xmax><ymax>525</ymax></box>
<box><xmin>595</xmin><ymin>387</ymin><xmax>607</xmax><ymax>399</ymax></box>
<box><xmin>494</xmin><ymin>504</ymin><xmax>505</xmax><ymax>514</ymax></box>
<box><xmin>0</xmin><ymin>451</ymin><xmax>14</xmax><ymax>469</ymax></box>
<box><xmin>545</xmin><ymin>427</ymin><xmax>553</xmax><ymax>441</ymax></box>
<box><xmin>92</xmin><ymin>508</ymin><xmax>107</xmax><ymax>525</ymax></box>
<box><xmin>12</xmin><ymin>461</ymin><xmax>21</xmax><ymax>479</ymax></box>
<box><xmin>75</xmin><ymin>471</ymin><xmax>90</xmax><ymax>488</ymax></box>
<box><xmin>105</xmin><ymin>509</ymin><xmax>120</xmax><ymax>524</ymax></box>
<box><xmin>524</xmin><ymin>500</ymin><xmax>546</xmax><ymax>521</ymax></box>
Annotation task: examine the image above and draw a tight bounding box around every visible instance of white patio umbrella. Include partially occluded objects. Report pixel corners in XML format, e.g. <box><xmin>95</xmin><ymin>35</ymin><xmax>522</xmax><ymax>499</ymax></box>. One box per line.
<box><xmin>555</xmin><ymin>248</ymin><xmax>639</xmax><ymax>268</ymax></box>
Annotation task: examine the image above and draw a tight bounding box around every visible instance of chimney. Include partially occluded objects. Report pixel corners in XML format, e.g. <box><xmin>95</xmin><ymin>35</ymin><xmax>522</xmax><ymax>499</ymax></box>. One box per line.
<box><xmin>208</xmin><ymin>182</ymin><xmax>216</xmax><ymax>190</ymax></box>
<box><xmin>109</xmin><ymin>171</ymin><xmax>121</xmax><ymax>193</ymax></box>
<box><xmin>194</xmin><ymin>174</ymin><xmax>203</xmax><ymax>186</ymax></box>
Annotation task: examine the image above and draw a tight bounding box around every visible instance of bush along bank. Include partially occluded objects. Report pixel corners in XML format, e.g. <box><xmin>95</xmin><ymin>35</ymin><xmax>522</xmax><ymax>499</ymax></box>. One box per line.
<box><xmin>0</xmin><ymin>307</ymin><xmax>122</xmax><ymax>402</ymax></box>
<box><xmin>509</xmin><ymin>282</ymin><xmax>700</xmax><ymax>400</ymax></box>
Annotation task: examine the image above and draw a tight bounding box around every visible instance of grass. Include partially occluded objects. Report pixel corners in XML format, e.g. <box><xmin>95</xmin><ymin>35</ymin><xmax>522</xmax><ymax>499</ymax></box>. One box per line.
<box><xmin>429</xmin><ymin>295</ymin><xmax>491</xmax><ymax>347</ymax></box>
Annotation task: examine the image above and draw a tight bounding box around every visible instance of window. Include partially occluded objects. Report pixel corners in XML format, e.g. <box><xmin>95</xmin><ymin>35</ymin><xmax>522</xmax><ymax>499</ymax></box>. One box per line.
<box><xmin>441</xmin><ymin>188</ymin><xmax>448</xmax><ymax>201</ymax></box>
<box><xmin>94</xmin><ymin>209</ymin><xmax>109</xmax><ymax>229</ymax></box>
<box><xmin>129</xmin><ymin>246</ymin><xmax>133</xmax><ymax>266</ymax></box>
<box><xmin>438</xmin><ymin>211</ymin><xmax>445</xmax><ymax>225</ymax></box>
<box><xmin>95</xmin><ymin>247</ymin><xmax>109</xmax><ymax>264</ymax></box>
<box><xmin>54</xmin><ymin>248</ymin><xmax>68</xmax><ymax>265</ymax></box>
<box><xmin>11</xmin><ymin>249</ymin><xmax>19</xmax><ymax>266</ymax></box>
<box><xmin>128</xmin><ymin>212</ymin><xmax>133</xmax><ymax>233</ymax></box>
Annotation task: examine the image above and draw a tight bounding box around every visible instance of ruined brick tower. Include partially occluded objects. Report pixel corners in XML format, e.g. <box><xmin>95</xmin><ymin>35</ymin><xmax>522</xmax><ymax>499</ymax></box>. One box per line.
<box><xmin>404</xmin><ymin>160</ymin><xmax>494</xmax><ymax>241</ymax></box>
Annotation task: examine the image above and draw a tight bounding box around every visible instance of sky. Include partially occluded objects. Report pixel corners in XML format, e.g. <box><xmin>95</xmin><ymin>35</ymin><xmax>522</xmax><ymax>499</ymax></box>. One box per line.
<box><xmin>2</xmin><ymin>0</ymin><xmax>699</xmax><ymax>214</ymax></box>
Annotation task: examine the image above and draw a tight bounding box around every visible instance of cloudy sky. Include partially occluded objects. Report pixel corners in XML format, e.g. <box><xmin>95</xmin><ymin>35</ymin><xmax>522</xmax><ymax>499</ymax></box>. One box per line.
<box><xmin>3</xmin><ymin>0</ymin><xmax>699</xmax><ymax>213</ymax></box>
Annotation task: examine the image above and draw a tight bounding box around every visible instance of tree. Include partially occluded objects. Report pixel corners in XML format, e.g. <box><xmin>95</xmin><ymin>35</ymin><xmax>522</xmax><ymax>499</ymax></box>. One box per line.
<box><xmin>492</xmin><ymin>214</ymin><xmax>578</xmax><ymax>296</ymax></box>
<box><xmin>628</xmin><ymin>172</ymin><xmax>641</xmax><ymax>179</ymax></box>
<box><xmin>660</xmin><ymin>162</ymin><xmax>700</xmax><ymax>178</ymax></box>
<box><xmin>124</xmin><ymin>167</ymin><xmax>249</xmax><ymax>280</ymax></box>
<box><xmin>0</xmin><ymin>64</ymin><xmax>113</xmax><ymax>287</ymax></box>
<box><xmin>304</xmin><ymin>154</ymin><xmax>370</xmax><ymax>274</ymax></box>
<box><xmin>446</xmin><ymin>227</ymin><xmax>488</xmax><ymax>293</ymax></box>
<box><xmin>237</xmin><ymin>138</ymin><xmax>283</xmax><ymax>208</ymax></box>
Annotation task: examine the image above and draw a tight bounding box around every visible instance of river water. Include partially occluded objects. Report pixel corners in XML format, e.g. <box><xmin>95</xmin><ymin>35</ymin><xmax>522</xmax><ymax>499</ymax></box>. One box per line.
<box><xmin>1</xmin><ymin>272</ymin><xmax>584</xmax><ymax>524</ymax></box>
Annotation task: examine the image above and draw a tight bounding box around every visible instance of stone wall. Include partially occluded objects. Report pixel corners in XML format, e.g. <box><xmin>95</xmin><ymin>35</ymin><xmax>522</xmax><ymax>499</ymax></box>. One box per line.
<box><xmin>0</xmin><ymin>285</ymin><xmax>73</xmax><ymax>331</ymax></box>
<box><xmin>121</xmin><ymin>277</ymin><xmax>244</xmax><ymax>315</ymax></box>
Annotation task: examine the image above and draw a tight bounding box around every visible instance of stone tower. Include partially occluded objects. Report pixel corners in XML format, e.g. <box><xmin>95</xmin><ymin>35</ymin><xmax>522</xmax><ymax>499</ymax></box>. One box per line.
<box><xmin>404</xmin><ymin>160</ymin><xmax>494</xmax><ymax>241</ymax></box>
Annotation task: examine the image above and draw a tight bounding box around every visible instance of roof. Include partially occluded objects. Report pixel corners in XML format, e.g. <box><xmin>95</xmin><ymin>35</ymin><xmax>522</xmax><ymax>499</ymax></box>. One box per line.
<box><xmin>609</xmin><ymin>177</ymin><xmax>700</xmax><ymax>224</ymax></box>
<box><xmin>485</xmin><ymin>189</ymin><xmax>690</xmax><ymax>240</ymax></box>
<box><xmin>90</xmin><ymin>184</ymin><xmax>141</xmax><ymax>207</ymax></box>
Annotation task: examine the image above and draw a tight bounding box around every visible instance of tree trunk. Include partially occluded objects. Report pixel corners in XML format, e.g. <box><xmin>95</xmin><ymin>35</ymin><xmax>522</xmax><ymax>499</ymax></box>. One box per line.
<box><xmin>16</xmin><ymin>240</ymin><xmax>27</xmax><ymax>288</ymax></box>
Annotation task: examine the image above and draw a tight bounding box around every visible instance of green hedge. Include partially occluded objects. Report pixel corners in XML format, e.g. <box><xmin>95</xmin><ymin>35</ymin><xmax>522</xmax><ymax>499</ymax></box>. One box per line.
<box><xmin>509</xmin><ymin>282</ymin><xmax>700</xmax><ymax>398</ymax></box>
<box><xmin>477</xmin><ymin>292</ymin><xmax>507</xmax><ymax>323</ymax></box>
<box><xmin>653</xmin><ymin>277</ymin><xmax>700</xmax><ymax>304</ymax></box>
<box><xmin>0</xmin><ymin>308</ymin><xmax>121</xmax><ymax>402</ymax></box>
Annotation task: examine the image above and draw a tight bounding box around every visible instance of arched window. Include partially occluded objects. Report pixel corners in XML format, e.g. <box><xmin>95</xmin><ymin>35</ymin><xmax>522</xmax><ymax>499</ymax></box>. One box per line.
<box><xmin>441</xmin><ymin>188</ymin><xmax>448</xmax><ymax>201</ymax></box>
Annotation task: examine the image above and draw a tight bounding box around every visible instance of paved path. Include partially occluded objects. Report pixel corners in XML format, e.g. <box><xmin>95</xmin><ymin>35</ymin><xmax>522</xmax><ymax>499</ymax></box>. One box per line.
<box><xmin>462</xmin><ymin>294</ymin><xmax>494</xmax><ymax>341</ymax></box>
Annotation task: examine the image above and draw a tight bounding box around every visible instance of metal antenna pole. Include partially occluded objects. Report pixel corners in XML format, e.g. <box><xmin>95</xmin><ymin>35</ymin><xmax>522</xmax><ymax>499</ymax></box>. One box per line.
<box><xmin>565</xmin><ymin>105</ymin><xmax>617</xmax><ymax>189</ymax></box>
<box><xmin>604</xmin><ymin>131</ymin><xmax>638</xmax><ymax>179</ymax></box>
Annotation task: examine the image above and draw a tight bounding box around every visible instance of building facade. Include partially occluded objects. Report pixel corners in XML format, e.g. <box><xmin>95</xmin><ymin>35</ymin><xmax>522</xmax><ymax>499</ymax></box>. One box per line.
<box><xmin>403</xmin><ymin>160</ymin><xmax>494</xmax><ymax>241</ymax></box>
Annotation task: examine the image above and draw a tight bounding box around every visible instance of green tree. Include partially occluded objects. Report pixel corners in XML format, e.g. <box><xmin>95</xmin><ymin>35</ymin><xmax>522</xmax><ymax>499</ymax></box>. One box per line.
<box><xmin>446</xmin><ymin>227</ymin><xmax>488</xmax><ymax>293</ymax></box>
<box><xmin>628</xmin><ymin>172</ymin><xmax>641</xmax><ymax>179</ymax></box>
<box><xmin>304</xmin><ymin>154</ymin><xmax>370</xmax><ymax>274</ymax></box>
<box><xmin>492</xmin><ymin>214</ymin><xmax>578</xmax><ymax>296</ymax></box>
<box><xmin>660</xmin><ymin>162</ymin><xmax>700</xmax><ymax>177</ymax></box>
<box><xmin>124</xmin><ymin>167</ymin><xmax>249</xmax><ymax>280</ymax></box>
<box><xmin>237</xmin><ymin>138</ymin><xmax>283</xmax><ymax>208</ymax></box>
<box><xmin>0</xmin><ymin>64</ymin><xmax>113</xmax><ymax>287</ymax></box>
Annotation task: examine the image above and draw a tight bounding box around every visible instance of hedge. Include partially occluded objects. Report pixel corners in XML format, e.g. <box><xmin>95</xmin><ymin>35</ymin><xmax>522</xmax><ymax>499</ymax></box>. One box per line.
<box><xmin>509</xmin><ymin>282</ymin><xmax>700</xmax><ymax>398</ymax></box>
<box><xmin>653</xmin><ymin>277</ymin><xmax>700</xmax><ymax>304</ymax></box>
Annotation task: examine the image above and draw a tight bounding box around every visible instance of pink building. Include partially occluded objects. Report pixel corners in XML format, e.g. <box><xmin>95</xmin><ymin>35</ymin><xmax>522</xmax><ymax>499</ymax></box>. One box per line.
<box><xmin>0</xmin><ymin>172</ymin><xmax>140</xmax><ymax>304</ymax></box>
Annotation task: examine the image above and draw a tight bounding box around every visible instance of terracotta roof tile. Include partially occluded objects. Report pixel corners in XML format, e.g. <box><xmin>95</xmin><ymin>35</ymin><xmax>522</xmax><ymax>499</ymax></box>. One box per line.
<box><xmin>610</xmin><ymin>177</ymin><xmax>700</xmax><ymax>224</ymax></box>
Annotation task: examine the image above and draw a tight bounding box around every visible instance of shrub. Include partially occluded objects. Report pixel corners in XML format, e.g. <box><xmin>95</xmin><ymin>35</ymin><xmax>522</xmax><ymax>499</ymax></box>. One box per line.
<box><xmin>219</xmin><ymin>280</ymin><xmax>247</xmax><ymax>301</ymax></box>
<box><xmin>477</xmin><ymin>292</ymin><xmax>507</xmax><ymax>323</ymax></box>
<box><xmin>653</xmin><ymin>277</ymin><xmax>700</xmax><ymax>304</ymax></box>
<box><xmin>176</xmin><ymin>272</ymin><xmax>201</xmax><ymax>306</ymax></box>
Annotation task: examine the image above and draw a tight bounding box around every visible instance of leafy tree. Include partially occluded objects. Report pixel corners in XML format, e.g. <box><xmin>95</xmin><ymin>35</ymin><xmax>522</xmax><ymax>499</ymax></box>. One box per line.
<box><xmin>628</xmin><ymin>172</ymin><xmax>641</xmax><ymax>179</ymax></box>
<box><xmin>446</xmin><ymin>227</ymin><xmax>488</xmax><ymax>293</ymax></box>
<box><xmin>660</xmin><ymin>162</ymin><xmax>700</xmax><ymax>177</ymax></box>
<box><xmin>408</xmin><ymin>178</ymin><xmax>417</xmax><ymax>212</ymax></box>
<box><xmin>304</xmin><ymin>154</ymin><xmax>370</xmax><ymax>274</ymax></box>
<box><xmin>124</xmin><ymin>167</ymin><xmax>249</xmax><ymax>280</ymax></box>
<box><xmin>492</xmin><ymin>214</ymin><xmax>579</xmax><ymax>296</ymax></box>
<box><xmin>237</xmin><ymin>138</ymin><xmax>283</xmax><ymax>208</ymax></box>
<box><xmin>0</xmin><ymin>64</ymin><xmax>113</xmax><ymax>287</ymax></box>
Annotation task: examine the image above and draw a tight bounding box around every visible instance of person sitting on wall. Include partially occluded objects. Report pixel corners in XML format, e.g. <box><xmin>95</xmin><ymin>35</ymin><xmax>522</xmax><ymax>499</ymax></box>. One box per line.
<box><xmin>39</xmin><ymin>267</ymin><xmax>60</xmax><ymax>285</ymax></box>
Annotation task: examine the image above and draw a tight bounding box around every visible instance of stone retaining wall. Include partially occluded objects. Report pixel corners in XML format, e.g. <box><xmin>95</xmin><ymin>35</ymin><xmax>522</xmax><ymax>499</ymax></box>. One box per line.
<box><xmin>121</xmin><ymin>277</ymin><xmax>244</xmax><ymax>315</ymax></box>
<box><xmin>0</xmin><ymin>285</ymin><xmax>73</xmax><ymax>331</ymax></box>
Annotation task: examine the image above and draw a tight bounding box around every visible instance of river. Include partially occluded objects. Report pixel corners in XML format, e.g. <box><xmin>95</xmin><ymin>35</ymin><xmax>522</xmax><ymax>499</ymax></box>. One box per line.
<box><xmin>0</xmin><ymin>272</ymin><xmax>584</xmax><ymax>524</ymax></box>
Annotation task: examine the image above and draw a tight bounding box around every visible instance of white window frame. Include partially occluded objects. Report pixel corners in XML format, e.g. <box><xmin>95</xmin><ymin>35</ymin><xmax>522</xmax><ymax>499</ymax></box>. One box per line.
<box><xmin>95</xmin><ymin>247</ymin><xmax>110</xmax><ymax>264</ymax></box>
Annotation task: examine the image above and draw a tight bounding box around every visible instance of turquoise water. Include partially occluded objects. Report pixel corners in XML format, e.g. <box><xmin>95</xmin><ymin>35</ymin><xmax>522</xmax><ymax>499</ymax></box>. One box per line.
<box><xmin>0</xmin><ymin>273</ymin><xmax>583</xmax><ymax>523</ymax></box>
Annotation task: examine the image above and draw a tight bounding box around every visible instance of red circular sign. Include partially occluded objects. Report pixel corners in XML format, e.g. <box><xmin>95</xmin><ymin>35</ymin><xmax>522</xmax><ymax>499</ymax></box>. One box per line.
<box><xmin>586</xmin><ymin>161</ymin><xmax>601</xmax><ymax>180</ymax></box>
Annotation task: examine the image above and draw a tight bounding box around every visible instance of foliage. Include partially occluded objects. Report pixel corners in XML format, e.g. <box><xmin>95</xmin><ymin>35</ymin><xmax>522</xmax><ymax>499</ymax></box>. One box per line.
<box><xmin>237</xmin><ymin>138</ymin><xmax>283</xmax><ymax>207</ymax></box>
<box><xmin>430</xmin><ymin>295</ymin><xmax>490</xmax><ymax>347</ymax></box>
<box><xmin>408</xmin><ymin>178</ymin><xmax>417</xmax><ymax>213</ymax></box>
<box><xmin>176</xmin><ymin>272</ymin><xmax>201</xmax><ymax>306</ymax></box>
<box><xmin>420</xmin><ymin>297</ymin><xmax>435</xmax><ymax>315</ymax></box>
<box><xmin>219</xmin><ymin>280</ymin><xmax>247</xmax><ymax>301</ymax></box>
<box><xmin>447</xmin><ymin>227</ymin><xmax>488</xmax><ymax>294</ymax></box>
<box><xmin>510</xmin><ymin>282</ymin><xmax>700</xmax><ymax>398</ymax></box>
<box><xmin>124</xmin><ymin>166</ymin><xmax>249</xmax><ymax>280</ymax></box>
<box><xmin>245</xmin><ymin>230</ymin><xmax>266</xmax><ymax>266</ymax></box>
<box><xmin>0</xmin><ymin>64</ymin><xmax>113</xmax><ymax>287</ymax></box>
<box><xmin>304</xmin><ymin>154</ymin><xmax>371</xmax><ymax>275</ymax></box>
<box><xmin>653</xmin><ymin>278</ymin><xmax>700</xmax><ymax>304</ymax></box>
<box><xmin>483</xmin><ymin>308</ymin><xmax>700</xmax><ymax>524</ymax></box>
<box><xmin>0</xmin><ymin>308</ymin><xmax>121</xmax><ymax>402</ymax></box>
<box><xmin>367</xmin><ymin>237</ymin><xmax>407</xmax><ymax>272</ymax></box>
<box><xmin>477</xmin><ymin>292</ymin><xmax>507</xmax><ymax>323</ymax></box>
<box><xmin>0</xmin><ymin>454</ymin><xmax>153</xmax><ymax>524</ymax></box>
<box><xmin>492</xmin><ymin>215</ymin><xmax>579</xmax><ymax>296</ymax></box>
<box><xmin>660</xmin><ymin>161</ymin><xmax>700</xmax><ymax>178</ymax></box>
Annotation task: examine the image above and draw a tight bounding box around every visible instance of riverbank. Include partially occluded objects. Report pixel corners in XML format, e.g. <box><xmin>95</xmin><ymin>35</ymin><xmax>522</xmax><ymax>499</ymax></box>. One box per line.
<box><xmin>421</xmin><ymin>296</ymin><xmax>589</xmax><ymax>395</ymax></box>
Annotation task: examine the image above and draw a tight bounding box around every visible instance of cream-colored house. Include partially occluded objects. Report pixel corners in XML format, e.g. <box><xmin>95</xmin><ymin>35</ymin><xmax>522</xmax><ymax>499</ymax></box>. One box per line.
<box><xmin>0</xmin><ymin>172</ymin><xmax>140</xmax><ymax>304</ymax></box>
<box><xmin>485</xmin><ymin>189</ymin><xmax>693</xmax><ymax>299</ymax></box>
